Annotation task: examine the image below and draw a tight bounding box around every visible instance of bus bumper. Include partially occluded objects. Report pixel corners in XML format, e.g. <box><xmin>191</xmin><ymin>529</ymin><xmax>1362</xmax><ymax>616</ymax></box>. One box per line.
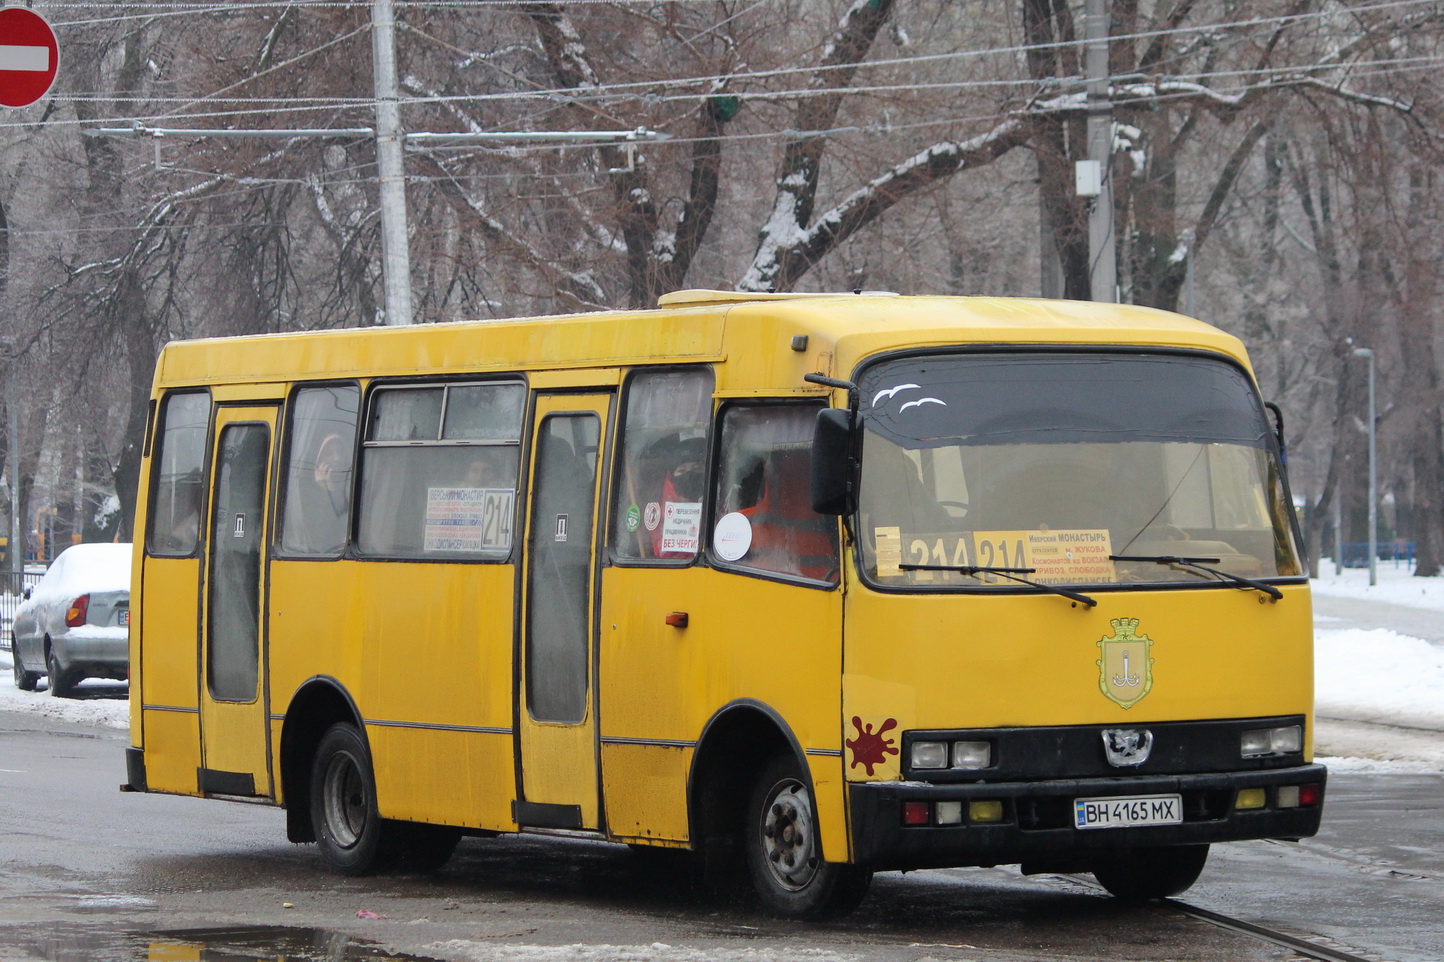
<box><xmin>847</xmin><ymin>763</ymin><xmax>1326</xmax><ymax>871</ymax></box>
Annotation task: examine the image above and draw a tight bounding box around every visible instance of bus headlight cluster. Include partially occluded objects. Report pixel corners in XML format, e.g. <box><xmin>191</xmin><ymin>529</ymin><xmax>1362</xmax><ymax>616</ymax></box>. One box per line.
<box><xmin>909</xmin><ymin>740</ymin><xmax>992</xmax><ymax>771</ymax></box>
<box><xmin>1240</xmin><ymin>725</ymin><xmax>1302</xmax><ymax>757</ymax></box>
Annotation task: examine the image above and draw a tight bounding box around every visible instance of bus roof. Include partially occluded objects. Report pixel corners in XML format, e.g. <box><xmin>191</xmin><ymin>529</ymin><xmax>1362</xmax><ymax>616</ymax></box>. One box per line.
<box><xmin>152</xmin><ymin>291</ymin><xmax>1253</xmax><ymax>391</ymax></box>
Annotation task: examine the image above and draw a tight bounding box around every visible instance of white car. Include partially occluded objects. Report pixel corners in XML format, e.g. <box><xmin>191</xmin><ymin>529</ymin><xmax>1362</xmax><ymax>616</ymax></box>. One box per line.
<box><xmin>10</xmin><ymin>543</ymin><xmax>132</xmax><ymax>697</ymax></box>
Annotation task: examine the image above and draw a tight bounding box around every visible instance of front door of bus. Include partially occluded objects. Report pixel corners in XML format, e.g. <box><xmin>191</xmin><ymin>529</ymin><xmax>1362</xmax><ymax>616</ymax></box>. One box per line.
<box><xmin>518</xmin><ymin>394</ymin><xmax>609</xmax><ymax>830</ymax></box>
<box><xmin>198</xmin><ymin>406</ymin><xmax>277</xmax><ymax>799</ymax></box>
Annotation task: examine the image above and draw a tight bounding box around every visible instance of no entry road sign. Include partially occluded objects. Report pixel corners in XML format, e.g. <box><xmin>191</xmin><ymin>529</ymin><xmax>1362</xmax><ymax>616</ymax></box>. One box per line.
<box><xmin>0</xmin><ymin>6</ymin><xmax>58</xmax><ymax>108</ymax></box>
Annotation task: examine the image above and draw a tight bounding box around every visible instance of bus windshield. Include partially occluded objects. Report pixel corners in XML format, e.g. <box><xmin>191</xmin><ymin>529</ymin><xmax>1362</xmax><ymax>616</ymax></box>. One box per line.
<box><xmin>855</xmin><ymin>352</ymin><xmax>1303</xmax><ymax>589</ymax></box>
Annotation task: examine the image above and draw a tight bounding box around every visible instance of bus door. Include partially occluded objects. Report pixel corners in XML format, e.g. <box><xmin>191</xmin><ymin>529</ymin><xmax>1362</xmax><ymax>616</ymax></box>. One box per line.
<box><xmin>517</xmin><ymin>394</ymin><xmax>610</xmax><ymax>830</ymax></box>
<box><xmin>198</xmin><ymin>406</ymin><xmax>277</xmax><ymax>799</ymax></box>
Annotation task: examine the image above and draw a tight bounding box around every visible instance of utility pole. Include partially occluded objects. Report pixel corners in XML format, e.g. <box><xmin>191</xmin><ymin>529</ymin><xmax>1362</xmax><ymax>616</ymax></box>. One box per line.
<box><xmin>371</xmin><ymin>0</ymin><xmax>412</xmax><ymax>326</ymax></box>
<box><xmin>1</xmin><ymin>337</ymin><xmax>19</xmax><ymax>584</ymax></box>
<box><xmin>1083</xmin><ymin>0</ymin><xmax>1116</xmax><ymax>302</ymax></box>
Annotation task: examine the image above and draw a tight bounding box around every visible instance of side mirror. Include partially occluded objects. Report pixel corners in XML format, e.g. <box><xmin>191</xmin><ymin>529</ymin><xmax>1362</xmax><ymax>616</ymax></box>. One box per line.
<box><xmin>23</xmin><ymin>586</ymin><xmax>32</xmax><ymax>600</ymax></box>
<box><xmin>811</xmin><ymin>408</ymin><xmax>856</xmax><ymax>516</ymax></box>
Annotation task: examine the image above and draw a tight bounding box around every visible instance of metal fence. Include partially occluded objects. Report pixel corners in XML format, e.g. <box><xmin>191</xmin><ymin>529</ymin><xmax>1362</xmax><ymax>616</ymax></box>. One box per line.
<box><xmin>0</xmin><ymin>570</ymin><xmax>45</xmax><ymax>651</ymax></box>
<box><xmin>1338</xmin><ymin>541</ymin><xmax>1416</xmax><ymax>568</ymax></box>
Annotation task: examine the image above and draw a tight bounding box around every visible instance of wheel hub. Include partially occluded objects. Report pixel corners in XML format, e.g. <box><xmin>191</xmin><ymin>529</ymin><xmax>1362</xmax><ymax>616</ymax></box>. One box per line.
<box><xmin>322</xmin><ymin>751</ymin><xmax>367</xmax><ymax>849</ymax></box>
<box><xmin>761</xmin><ymin>780</ymin><xmax>819</xmax><ymax>890</ymax></box>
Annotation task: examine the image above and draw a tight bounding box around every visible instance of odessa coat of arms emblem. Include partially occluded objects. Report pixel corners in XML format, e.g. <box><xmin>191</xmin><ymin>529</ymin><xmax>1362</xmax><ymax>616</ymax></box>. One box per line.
<box><xmin>1095</xmin><ymin>617</ymin><xmax>1155</xmax><ymax>709</ymax></box>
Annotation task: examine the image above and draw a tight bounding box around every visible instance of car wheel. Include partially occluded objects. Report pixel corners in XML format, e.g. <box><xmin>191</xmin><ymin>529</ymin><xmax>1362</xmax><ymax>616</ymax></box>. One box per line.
<box><xmin>744</xmin><ymin>754</ymin><xmax>872</xmax><ymax>919</ymax></box>
<box><xmin>45</xmin><ymin>643</ymin><xmax>76</xmax><ymax>698</ymax></box>
<box><xmin>310</xmin><ymin>722</ymin><xmax>391</xmax><ymax>875</ymax></box>
<box><xmin>11</xmin><ymin>638</ymin><xmax>40</xmax><ymax>691</ymax></box>
<box><xmin>1091</xmin><ymin>844</ymin><xmax>1210</xmax><ymax>901</ymax></box>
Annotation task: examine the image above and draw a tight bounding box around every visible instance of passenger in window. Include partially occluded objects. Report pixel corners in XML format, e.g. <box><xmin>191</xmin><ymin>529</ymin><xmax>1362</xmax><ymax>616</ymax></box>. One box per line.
<box><xmin>156</xmin><ymin>470</ymin><xmax>203</xmax><ymax>553</ymax></box>
<box><xmin>461</xmin><ymin>453</ymin><xmax>509</xmax><ymax>489</ymax></box>
<box><xmin>651</xmin><ymin>436</ymin><xmax>706</xmax><ymax>559</ymax></box>
<box><xmin>292</xmin><ymin>432</ymin><xmax>351</xmax><ymax>554</ymax></box>
<box><xmin>740</xmin><ymin>446</ymin><xmax>837</xmax><ymax>580</ymax></box>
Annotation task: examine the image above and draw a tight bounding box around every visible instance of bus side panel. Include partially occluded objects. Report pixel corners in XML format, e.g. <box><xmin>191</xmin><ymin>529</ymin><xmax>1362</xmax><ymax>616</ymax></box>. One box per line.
<box><xmin>599</xmin><ymin>742</ymin><xmax>693</xmax><ymax>844</ymax></box>
<box><xmin>268</xmin><ymin>560</ymin><xmax>519</xmax><ymax>831</ymax></box>
<box><xmin>136</xmin><ymin>555</ymin><xmax>203</xmax><ymax>795</ymax></box>
<box><xmin>368</xmin><ymin>726</ymin><xmax>517</xmax><ymax>830</ymax></box>
<box><xmin>599</xmin><ymin>566</ymin><xmax>848</xmax><ymax>859</ymax></box>
<box><xmin>842</xmin><ymin>584</ymin><xmax>1316</xmax><ymax>774</ymax></box>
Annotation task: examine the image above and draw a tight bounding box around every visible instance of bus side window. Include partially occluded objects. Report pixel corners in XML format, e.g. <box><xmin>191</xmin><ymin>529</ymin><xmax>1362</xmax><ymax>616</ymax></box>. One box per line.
<box><xmin>278</xmin><ymin>385</ymin><xmax>361</xmax><ymax>557</ymax></box>
<box><xmin>610</xmin><ymin>367</ymin><xmax>714</xmax><ymax>564</ymax></box>
<box><xmin>356</xmin><ymin>381</ymin><xmax>524</xmax><ymax>560</ymax></box>
<box><xmin>146</xmin><ymin>391</ymin><xmax>211</xmax><ymax>557</ymax></box>
<box><xmin>711</xmin><ymin>403</ymin><xmax>838</xmax><ymax>585</ymax></box>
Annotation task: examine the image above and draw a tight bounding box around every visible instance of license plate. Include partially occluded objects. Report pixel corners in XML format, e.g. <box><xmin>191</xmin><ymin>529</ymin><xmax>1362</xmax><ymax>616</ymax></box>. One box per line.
<box><xmin>1074</xmin><ymin>793</ymin><xmax>1182</xmax><ymax>830</ymax></box>
<box><xmin>120</xmin><ymin>609</ymin><xmax>130</xmax><ymax>627</ymax></box>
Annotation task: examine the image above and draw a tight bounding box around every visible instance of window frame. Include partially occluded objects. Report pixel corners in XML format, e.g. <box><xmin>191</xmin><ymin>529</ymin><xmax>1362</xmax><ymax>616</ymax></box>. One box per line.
<box><xmin>353</xmin><ymin>376</ymin><xmax>527</xmax><ymax>563</ymax></box>
<box><xmin>145</xmin><ymin>389</ymin><xmax>213</xmax><ymax>559</ymax></box>
<box><xmin>607</xmin><ymin>365</ymin><xmax>716</xmax><ymax>568</ymax></box>
<box><xmin>706</xmin><ymin>398</ymin><xmax>840</xmax><ymax>589</ymax></box>
<box><xmin>849</xmin><ymin>345</ymin><xmax>1308</xmax><ymax>595</ymax></box>
<box><xmin>274</xmin><ymin>380</ymin><xmax>362</xmax><ymax>561</ymax></box>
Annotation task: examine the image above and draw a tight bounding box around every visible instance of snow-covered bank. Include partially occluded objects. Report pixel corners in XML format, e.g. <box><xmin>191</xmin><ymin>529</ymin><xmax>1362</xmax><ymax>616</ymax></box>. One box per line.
<box><xmin>1307</xmin><ymin>560</ymin><xmax>1444</xmax><ymax>771</ymax></box>
<box><xmin>1311</xmin><ymin>556</ymin><xmax>1444</xmax><ymax>612</ymax></box>
<box><xmin>0</xmin><ymin>656</ymin><xmax>128</xmax><ymax>729</ymax></box>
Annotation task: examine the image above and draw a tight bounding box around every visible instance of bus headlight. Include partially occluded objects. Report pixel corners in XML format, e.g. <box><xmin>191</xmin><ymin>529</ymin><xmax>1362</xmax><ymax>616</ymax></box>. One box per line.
<box><xmin>910</xmin><ymin>741</ymin><xmax>949</xmax><ymax>769</ymax></box>
<box><xmin>951</xmin><ymin>741</ymin><xmax>992</xmax><ymax>770</ymax></box>
<box><xmin>1241</xmin><ymin>725</ymin><xmax>1302</xmax><ymax>757</ymax></box>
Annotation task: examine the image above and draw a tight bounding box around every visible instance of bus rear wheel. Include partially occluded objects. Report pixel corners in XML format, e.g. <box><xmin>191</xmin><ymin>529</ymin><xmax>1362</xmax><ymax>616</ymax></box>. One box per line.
<box><xmin>311</xmin><ymin>723</ymin><xmax>388</xmax><ymax>875</ymax></box>
<box><xmin>1091</xmin><ymin>844</ymin><xmax>1210</xmax><ymax>900</ymax></box>
<box><xmin>745</xmin><ymin>754</ymin><xmax>871</xmax><ymax>919</ymax></box>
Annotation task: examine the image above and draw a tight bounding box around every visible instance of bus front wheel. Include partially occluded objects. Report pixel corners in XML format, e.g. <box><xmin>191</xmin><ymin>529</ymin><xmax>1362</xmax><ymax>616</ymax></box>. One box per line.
<box><xmin>1091</xmin><ymin>844</ymin><xmax>1210</xmax><ymax>900</ymax></box>
<box><xmin>311</xmin><ymin>723</ymin><xmax>387</xmax><ymax>875</ymax></box>
<box><xmin>745</xmin><ymin>755</ymin><xmax>871</xmax><ymax>919</ymax></box>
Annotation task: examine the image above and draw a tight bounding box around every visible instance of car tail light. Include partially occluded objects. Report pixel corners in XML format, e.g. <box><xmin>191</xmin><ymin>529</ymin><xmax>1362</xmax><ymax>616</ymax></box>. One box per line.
<box><xmin>65</xmin><ymin>594</ymin><xmax>90</xmax><ymax>627</ymax></box>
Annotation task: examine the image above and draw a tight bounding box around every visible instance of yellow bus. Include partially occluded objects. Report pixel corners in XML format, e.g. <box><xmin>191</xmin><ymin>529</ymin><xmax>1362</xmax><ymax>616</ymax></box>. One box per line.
<box><xmin>124</xmin><ymin>290</ymin><xmax>1324</xmax><ymax>918</ymax></box>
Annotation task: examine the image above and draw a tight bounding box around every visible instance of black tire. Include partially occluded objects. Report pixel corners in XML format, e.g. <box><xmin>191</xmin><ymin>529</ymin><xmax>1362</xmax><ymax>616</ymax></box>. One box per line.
<box><xmin>745</xmin><ymin>754</ymin><xmax>872</xmax><ymax>919</ymax></box>
<box><xmin>1091</xmin><ymin>844</ymin><xmax>1210</xmax><ymax>901</ymax></box>
<box><xmin>11</xmin><ymin>639</ymin><xmax>40</xmax><ymax>692</ymax></box>
<box><xmin>45</xmin><ymin>643</ymin><xmax>75</xmax><ymax>698</ymax></box>
<box><xmin>310</xmin><ymin>723</ymin><xmax>389</xmax><ymax>875</ymax></box>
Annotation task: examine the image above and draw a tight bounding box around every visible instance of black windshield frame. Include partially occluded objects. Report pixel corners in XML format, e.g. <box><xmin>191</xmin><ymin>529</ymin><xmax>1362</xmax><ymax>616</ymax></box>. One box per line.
<box><xmin>851</xmin><ymin>345</ymin><xmax>1308</xmax><ymax>594</ymax></box>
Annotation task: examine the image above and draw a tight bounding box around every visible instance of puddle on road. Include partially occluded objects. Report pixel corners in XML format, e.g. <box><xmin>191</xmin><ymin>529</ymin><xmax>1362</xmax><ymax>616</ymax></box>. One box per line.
<box><xmin>0</xmin><ymin>923</ymin><xmax>446</xmax><ymax>961</ymax></box>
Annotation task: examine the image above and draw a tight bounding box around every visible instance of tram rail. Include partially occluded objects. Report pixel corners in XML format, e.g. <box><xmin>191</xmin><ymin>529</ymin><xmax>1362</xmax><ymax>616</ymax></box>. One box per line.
<box><xmin>1167</xmin><ymin>900</ymin><xmax>1387</xmax><ymax>962</ymax></box>
<box><xmin>1051</xmin><ymin>873</ymin><xmax>1389</xmax><ymax>962</ymax></box>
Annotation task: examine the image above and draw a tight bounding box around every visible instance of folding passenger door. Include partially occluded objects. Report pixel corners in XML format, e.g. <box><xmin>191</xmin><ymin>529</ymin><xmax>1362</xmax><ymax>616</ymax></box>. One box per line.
<box><xmin>197</xmin><ymin>405</ymin><xmax>277</xmax><ymax>799</ymax></box>
<box><xmin>516</xmin><ymin>393</ymin><xmax>610</xmax><ymax>830</ymax></box>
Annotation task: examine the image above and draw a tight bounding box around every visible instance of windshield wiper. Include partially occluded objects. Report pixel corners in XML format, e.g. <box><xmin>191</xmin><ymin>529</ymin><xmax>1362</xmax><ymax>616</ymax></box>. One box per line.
<box><xmin>898</xmin><ymin>564</ymin><xmax>1097</xmax><ymax>608</ymax></box>
<box><xmin>1108</xmin><ymin>554</ymin><xmax>1283</xmax><ymax>601</ymax></box>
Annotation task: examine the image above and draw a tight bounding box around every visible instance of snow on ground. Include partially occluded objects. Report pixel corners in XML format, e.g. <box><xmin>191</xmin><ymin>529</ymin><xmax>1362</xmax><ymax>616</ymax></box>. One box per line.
<box><xmin>1311</xmin><ymin>556</ymin><xmax>1444</xmax><ymax>612</ymax></box>
<box><xmin>2</xmin><ymin>560</ymin><xmax>1441</xmax><ymax>770</ymax></box>
<box><xmin>0</xmin><ymin>655</ymin><xmax>129</xmax><ymax>729</ymax></box>
<box><xmin>1308</xmin><ymin>559</ymin><xmax>1444</xmax><ymax>771</ymax></box>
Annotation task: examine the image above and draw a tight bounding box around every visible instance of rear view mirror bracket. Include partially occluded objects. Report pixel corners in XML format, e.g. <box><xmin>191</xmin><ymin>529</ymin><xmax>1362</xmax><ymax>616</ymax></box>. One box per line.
<box><xmin>805</xmin><ymin>374</ymin><xmax>860</xmax><ymax>518</ymax></box>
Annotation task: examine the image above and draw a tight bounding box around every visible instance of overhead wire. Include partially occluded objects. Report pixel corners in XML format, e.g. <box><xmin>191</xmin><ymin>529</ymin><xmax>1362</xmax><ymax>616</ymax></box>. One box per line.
<box><xmin>6</xmin><ymin>0</ymin><xmax>1438</xmax><ymax>228</ymax></box>
<box><xmin>10</xmin><ymin>42</ymin><xmax>1440</xmax><ymax>134</ymax></box>
<box><xmin>26</xmin><ymin>0</ymin><xmax>1444</xmax><ymax>113</ymax></box>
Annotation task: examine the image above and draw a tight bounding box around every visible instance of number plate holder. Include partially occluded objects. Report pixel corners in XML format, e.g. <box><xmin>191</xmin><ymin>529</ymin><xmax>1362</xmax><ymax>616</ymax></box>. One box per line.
<box><xmin>1074</xmin><ymin>793</ymin><xmax>1182</xmax><ymax>830</ymax></box>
